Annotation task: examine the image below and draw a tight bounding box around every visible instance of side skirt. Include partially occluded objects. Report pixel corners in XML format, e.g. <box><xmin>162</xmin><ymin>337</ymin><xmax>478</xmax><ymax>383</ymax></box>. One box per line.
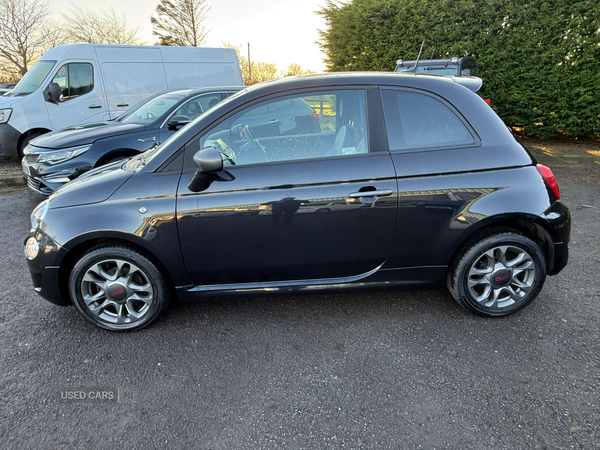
<box><xmin>175</xmin><ymin>266</ymin><xmax>448</xmax><ymax>302</ymax></box>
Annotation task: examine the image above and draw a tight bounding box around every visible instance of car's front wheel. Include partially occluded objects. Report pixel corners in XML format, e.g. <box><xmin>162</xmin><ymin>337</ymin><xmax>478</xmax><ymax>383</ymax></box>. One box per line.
<box><xmin>69</xmin><ymin>245</ymin><xmax>170</xmax><ymax>331</ymax></box>
<box><xmin>448</xmin><ymin>232</ymin><xmax>546</xmax><ymax>317</ymax></box>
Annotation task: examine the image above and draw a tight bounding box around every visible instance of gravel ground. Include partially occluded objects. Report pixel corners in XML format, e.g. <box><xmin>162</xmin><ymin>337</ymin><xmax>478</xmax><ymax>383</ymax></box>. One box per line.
<box><xmin>0</xmin><ymin>141</ymin><xmax>599</xmax><ymax>449</ymax></box>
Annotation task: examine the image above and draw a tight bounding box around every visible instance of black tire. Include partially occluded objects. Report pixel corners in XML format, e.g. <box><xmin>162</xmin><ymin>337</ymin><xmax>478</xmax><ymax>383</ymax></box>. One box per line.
<box><xmin>18</xmin><ymin>132</ymin><xmax>44</xmax><ymax>158</ymax></box>
<box><xmin>69</xmin><ymin>245</ymin><xmax>170</xmax><ymax>331</ymax></box>
<box><xmin>447</xmin><ymin>232</ymin><xmax>546</xmax><ymax>317</ymax></box>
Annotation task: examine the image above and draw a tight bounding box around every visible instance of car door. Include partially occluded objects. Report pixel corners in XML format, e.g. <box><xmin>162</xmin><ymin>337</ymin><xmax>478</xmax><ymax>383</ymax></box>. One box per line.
<box><xmin>176</xmin><ymin>88</ymin><xmax>399</xmax><ymax>286</ymax></box>
<box><xmin>44</xmin><ymin>62</ymin><xmax>107</xmax><ymax>129</ymax></box>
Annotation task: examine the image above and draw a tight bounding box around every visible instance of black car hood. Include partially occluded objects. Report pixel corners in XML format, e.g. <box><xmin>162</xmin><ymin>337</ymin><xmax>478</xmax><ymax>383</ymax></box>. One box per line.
<box><xmin>48</xmin><ymin>160</ymin><xmax>134</xmax><ymax>209</ymax></box>
<box><xmin>30</xmin><ymin>121</ymin><xmax>146</xmax><ymax>149</ymax></box>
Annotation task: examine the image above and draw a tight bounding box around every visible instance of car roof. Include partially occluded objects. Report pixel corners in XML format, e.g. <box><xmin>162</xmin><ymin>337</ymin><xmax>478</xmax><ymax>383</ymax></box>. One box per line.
<box><xmin>243</xmin><ymin>72</ymin><xmax>480</xmax><ymax>95</ymax></box>
<box><xmin>163</xmin><ymin>86</ymin><xmax>243</xmax><ymax>98</ymax></box>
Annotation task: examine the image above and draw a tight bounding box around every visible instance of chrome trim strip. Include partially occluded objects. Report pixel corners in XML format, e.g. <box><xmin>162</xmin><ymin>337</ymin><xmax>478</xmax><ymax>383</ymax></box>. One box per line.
<box><xmin>188</xmin><ymin>265</ymin><xmax>383</xmax><ymax>293</ymax></box>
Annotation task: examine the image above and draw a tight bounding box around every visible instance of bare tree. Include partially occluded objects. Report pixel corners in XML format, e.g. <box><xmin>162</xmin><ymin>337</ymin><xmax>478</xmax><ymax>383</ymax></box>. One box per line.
<box><xmin>151</xmin><ymin>0</ymin><xmax>209</xmax><ymax>47</ymax></box>
<box><xmin>66</xmin><ymin>5</ymin><xmax>144</xmax><ymax>45</ymax></box>
<box><xmin>0</xmin><ymin>0</ymin><xmax>59</xmax><ymax>78</ymax></box>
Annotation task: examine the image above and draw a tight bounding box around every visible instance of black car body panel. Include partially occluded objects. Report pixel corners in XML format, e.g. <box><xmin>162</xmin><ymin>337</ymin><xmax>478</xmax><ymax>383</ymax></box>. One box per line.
<box><xmin>24</xmin><ymin>73</ymin><xmax>570</xmax><ymax>319</ymax></box>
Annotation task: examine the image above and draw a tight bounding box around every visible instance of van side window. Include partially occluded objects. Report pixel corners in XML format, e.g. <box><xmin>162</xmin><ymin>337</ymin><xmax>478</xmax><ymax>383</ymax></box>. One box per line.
<box><xmin>381</xmin><ymin>89</ymin><xmax>474</xmax><ymax>152</ymax></box>
<box><xmin>51</xmin><ymin>63</ymin><xmax>94</xmax><ymax>102</ymax></box>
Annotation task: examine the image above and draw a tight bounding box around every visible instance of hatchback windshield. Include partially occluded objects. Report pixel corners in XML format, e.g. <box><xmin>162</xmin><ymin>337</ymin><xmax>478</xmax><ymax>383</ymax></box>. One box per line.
<box><xmin>8</xmin><ymin>60</ymin><xmax>56</xmax><ymax>96</ymax></box>
<box><xmin>116</xmin><ymin>93</ymin><xmax>183</xmax><ymax>124</ymax></box>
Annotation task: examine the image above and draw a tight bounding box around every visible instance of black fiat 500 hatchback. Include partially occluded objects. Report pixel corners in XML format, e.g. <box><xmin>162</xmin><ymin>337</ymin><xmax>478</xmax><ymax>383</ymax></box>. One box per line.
<box><xmin>24</xmin><ymin>73</ymin><xmax>570</xmax><ymax>331</ymax></box>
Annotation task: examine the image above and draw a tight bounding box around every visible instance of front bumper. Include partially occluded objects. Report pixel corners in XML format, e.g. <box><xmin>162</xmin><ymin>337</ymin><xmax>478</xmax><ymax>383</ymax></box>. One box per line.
<box><xmin>24</xmin><ymin>231</ymin><xmax>70</xmax><ymax>306</ymax></box>
<box><xmin>21</xmin><ymin>154</ymin><xmax>95</xmax><ymax>195</ymax></box>
<box><xmin>0</xmin><ymin>123</ymin><xmax>21</xmax><ymax>157</ymax></box>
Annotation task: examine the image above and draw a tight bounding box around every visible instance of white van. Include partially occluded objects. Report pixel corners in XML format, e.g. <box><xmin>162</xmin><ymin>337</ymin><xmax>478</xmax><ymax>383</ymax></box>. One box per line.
<box><xmin>0</xmin><ymin>44</ymin><xmax>244</xmax><ymax>157</ymax></box>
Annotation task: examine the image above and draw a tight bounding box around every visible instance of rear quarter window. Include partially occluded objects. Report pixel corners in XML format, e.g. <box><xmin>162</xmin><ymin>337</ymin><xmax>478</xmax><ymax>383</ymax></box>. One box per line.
<box><xmin>381</xmin><ymin>89</ymin><xmax>475</xmax><ymax>152</ymax></box>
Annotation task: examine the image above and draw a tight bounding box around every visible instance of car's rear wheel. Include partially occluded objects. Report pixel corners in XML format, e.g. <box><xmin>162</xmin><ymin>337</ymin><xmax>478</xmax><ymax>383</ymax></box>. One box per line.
<box><xmin>69</xmin><ymin>245</ymin><xmax>170</xmax><ymax>331</ymax></box>
<box><xmin>448</xmin><ymin>232</ymin><xmax>546</xmax><ymax>317</ymax></box>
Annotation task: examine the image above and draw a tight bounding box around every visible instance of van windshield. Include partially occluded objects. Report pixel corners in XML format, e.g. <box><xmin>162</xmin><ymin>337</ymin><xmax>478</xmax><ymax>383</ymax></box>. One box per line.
<box><xmin>116</xmin><ymin>93</ymin><xmax>183</xmax><ymax>124</ymax></box>
<box><xmin>8</xmin><ymin>60</ymin><xmax>56</xmax><ymax>96</ymax></box>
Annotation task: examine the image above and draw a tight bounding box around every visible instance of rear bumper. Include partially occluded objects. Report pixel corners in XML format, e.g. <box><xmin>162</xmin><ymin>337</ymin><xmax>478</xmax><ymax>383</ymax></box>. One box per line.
<box><xmin>534</xmin><ymin>200</ymin><xmax>571</xmax><ymax>276</ymax></box>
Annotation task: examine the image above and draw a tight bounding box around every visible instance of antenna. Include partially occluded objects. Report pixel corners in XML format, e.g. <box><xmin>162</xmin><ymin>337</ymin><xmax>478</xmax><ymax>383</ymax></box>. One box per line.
<box><xmin>430</xmin><ymin>47</ymin><xmax>435</xmax><ymax>60</ymax></box>
<box><xmin>405</xmin><ymin>41</ymin><xmax>425</xmax><ymax>74</ymax></box>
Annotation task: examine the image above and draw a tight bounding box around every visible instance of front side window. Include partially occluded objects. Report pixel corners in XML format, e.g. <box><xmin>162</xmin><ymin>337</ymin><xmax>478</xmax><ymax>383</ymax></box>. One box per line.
<box><xmin>117</xmin><ymin>93</ymin><xmax>183</xmax><ymax>124</ymax></box>
<box><xmin>381</xmin><ymin>89</ymin><xmax>474</xmax><ymax>151</ymax></box>
<box><xmin>198</xmin><ymin>90</ymin><xmax>368</xmax><ymax>167</ymax></box>
<box><xmin>50</xmin><ymin>63</ymin><xmax>94</xmax><ymax>101</ymax></box>
<box><xmin>172</xmin><ymin>93</ymin><xmax>222</xmax><ymax>121</ymax></box>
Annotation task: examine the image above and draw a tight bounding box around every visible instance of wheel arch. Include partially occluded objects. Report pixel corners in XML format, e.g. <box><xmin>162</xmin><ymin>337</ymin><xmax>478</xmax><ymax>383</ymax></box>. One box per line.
<box><xmin>446</xmin><ymin>214</ymin><xmax>554</xmax><ymax>279</ymax></box>
<box><xmin>94</xmin><ymin>148</ymin><xmax>141</xmax><ymax>168</ymax></box>
<box><xmin>58</xmin><ymin>233</ymin><xmax>181</xmax><ymax>305</ymax></box>
<box><xmin>17</xmin><ymin>128</ymin><xmax>52</xmax><ymax>154</ymax></box>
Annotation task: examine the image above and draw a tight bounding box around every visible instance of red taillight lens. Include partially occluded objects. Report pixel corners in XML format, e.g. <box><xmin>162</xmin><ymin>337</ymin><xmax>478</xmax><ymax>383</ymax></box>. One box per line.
<box><xmin>536</xmin><ymin>164</ymin><xmax>560</xmax><ymax>200</ymax></box>
<box><xmin>483</xmin><ymin>96</ymin><xmax>491</xmax><ymax>105</ymax></box>
<box><xmin>309</xmin><ymin>113</ymin><xmax>319</xmax><ymax>118</ymax></box>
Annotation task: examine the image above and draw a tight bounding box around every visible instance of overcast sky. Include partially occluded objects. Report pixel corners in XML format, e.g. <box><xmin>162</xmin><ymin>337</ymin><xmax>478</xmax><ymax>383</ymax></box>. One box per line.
<box><xmin>48</xmin><ymin>0</ymin><xmax>327</xmax><ymax>72</ymax></box>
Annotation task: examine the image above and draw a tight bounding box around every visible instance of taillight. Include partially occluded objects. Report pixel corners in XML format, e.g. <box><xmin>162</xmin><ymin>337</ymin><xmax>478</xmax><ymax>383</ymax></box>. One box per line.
<box><xmin>309</xmin><ymin>113</ymin><xmax>319</xmax><ymax>118</ymax></box>
<box><xmin>483</xmin><ymin>96</ymin><xmax>491</xmax><ymax>106</ymax></box>
<box><xmin>536</xmin><ymin>164</ymin><xmax>560</xmax><ymax>200</ymax></box>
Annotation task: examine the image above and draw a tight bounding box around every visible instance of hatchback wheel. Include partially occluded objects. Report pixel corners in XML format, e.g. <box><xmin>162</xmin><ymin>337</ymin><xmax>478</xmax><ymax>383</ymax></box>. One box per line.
<box><xmin>448</xmin><ymin>232</ymin><xmax>546</xmax><ymax>317</ymax></box>
<box><xmin>69</xmin><ymin>245</ymin><xmax>170</xmax><ymax>331</ymax></box>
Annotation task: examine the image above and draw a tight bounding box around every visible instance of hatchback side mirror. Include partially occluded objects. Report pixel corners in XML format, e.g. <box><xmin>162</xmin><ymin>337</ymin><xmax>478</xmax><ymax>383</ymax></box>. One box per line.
<box><xmin>167</xmin><ymin>115</ymin><xmax>191</xmax><ymax>131</ymax></box>
<box><xmin>44</xmin><ymin>82</ymin><xmax>62</xmax><ymax>104</ymax></box>
<box><xmin>188</xmin><ymin>147</ymin><xmax>223</xmax><ymax>192</ymax></box>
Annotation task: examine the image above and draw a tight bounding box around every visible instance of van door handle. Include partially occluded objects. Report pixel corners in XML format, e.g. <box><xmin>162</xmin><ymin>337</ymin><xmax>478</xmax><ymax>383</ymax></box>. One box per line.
<box><xmin>88</xmin><ymin>104</ymin><xmax>102</xmax><ymax>109</ymax></box>
<box><xmin>349</xmin><ymin>189</ymin><xmax>393</xmax><ymax>198</ymax></box>
<box><xmin>117</xmin><ymin>103</ymin><xmax>129</xmax><ymax>107</ymax></box>
<box><xmin>138</xmin><ymin>136</ymin><xmax>156</xmax><ymax>143</ymax></box>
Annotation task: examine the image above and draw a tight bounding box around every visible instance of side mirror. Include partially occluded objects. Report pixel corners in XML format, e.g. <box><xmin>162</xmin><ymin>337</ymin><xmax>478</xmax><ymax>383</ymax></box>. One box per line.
<box><xmin>188</xmin><ymin>147</ymin><xmax>223</xmax><ymax>192</ymax></box>
<box><xmin>167</xmin><ymin>115</ymin><xmax>191</xmax><ymax>131</ymax></box>
<box><xmin>43</xmin><ymin>82</ymin><xmax>61</xmax><ymax>104</ymax></box>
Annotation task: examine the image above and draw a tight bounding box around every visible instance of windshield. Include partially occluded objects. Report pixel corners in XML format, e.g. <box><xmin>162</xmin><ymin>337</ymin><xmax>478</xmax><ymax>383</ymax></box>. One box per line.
<box><xmin>116</xmin><ymin>93</ymin><xmax>183</xmax><ymax>124</ymax></box>
<box><xmin>8</xmin><ymin>60</ymin><xmax>56</xmax><ymax>96</ymax></box>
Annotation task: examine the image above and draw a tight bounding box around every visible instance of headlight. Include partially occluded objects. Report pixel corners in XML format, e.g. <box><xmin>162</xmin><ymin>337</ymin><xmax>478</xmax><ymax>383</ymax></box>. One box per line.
<box><xmin>24</xmin><ymin>237</ymin><xmax>39</xmax><ymax>260</ymax></box>
<box><xmin>37</xmin><ymin>145</ymin><xmax>90</xmax><ymax>164</ymax></box>
<box><xmin>30</xmin><ymin>200</ymin><xmax>49</xmax><ymax>230</ymax></box>
<box><xmin>0</xmin><ymin>108</ymin><xmax>12</xmax><ymax>123</ymax></box>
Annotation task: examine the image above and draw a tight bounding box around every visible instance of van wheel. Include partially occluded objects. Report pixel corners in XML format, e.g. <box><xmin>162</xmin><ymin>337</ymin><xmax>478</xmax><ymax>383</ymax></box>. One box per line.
<box><xmin>69</xmin><ymin>245</ymin><xmax>170</xmax><ymax>331</ymax></box>
<box><xmin>18</xmin><ymin>131</ymin><xmax>45</xmax><ymax>158</ymax></box>
<box><xmin>447</xmin><ymin>232</ymin><xmax>546</xmax><ymax>317</ymax></box>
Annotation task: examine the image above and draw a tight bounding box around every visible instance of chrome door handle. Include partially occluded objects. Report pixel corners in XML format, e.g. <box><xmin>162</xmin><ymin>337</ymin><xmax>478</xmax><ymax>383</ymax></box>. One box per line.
<box><xmin>88</xmin><ymin>104</ymin><xmax>102</xmax><ymax>109</ymax></box>
<box><xmin>349</xmin><ymin>189</ymin><xmax>393</xmax><ymax>198</ymax></box>
<box><xmin>138</xmin><ymin>136</ymin><xmax>156</xmax><ymax>143</ymax></box>
<box><xmin>116</xmin><ymin>103</ymin><xmax>129</xmax><ymax>107</ymax></box>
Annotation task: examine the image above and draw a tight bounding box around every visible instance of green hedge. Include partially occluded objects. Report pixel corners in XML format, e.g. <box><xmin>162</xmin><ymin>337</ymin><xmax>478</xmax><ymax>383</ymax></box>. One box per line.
<box><xmin>318</xmin><ymin>0</ymin><xmax>600</xmax><ymax>137</ymax></box>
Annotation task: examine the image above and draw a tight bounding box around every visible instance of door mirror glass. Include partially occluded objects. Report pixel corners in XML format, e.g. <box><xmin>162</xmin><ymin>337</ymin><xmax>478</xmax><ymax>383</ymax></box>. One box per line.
<box><xmin>167</xmin><ymin>115</ymin><xmax>191</xmax><ymax>131</ymax></box>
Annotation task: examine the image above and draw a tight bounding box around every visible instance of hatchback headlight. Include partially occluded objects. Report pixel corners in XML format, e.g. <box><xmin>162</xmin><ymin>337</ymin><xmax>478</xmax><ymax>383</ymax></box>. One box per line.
<box><xmin>37</xmin><ymin>145</ymin><xmax>90</xmax><ymax>164</ymax></box>
<box><xmin>30</xmin><ymin>200</ymin><xmax>49</xmax><ymax>230</ymax></box>
<box><xmin>0</xmin><ymin>108</ymin><xmax>12</xmax><ymax>123</ymax></box>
